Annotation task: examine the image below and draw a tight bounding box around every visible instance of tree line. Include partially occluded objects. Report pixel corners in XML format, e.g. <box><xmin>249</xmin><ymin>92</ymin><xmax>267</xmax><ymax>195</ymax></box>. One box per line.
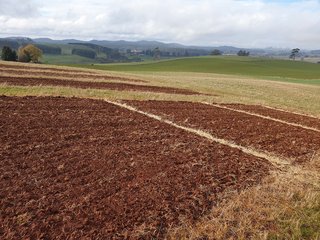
<box><xmin>1</xmin><ymin>45</ymin><xmax>42</xmax><ymax>63</ymax></box>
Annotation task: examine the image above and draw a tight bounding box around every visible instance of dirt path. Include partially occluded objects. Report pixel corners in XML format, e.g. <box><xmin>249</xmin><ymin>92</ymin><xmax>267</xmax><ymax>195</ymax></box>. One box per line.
<box><xmin>0</xmin><ymin>96</ymin><xmax>271</xmax><ymax>239</ymax></box>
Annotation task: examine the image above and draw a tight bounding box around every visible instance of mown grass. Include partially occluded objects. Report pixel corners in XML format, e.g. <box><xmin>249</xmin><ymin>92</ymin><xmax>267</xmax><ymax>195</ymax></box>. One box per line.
<box><xmin>130</xmin><ymin>72</ymin><xmax>320</xmax><ymax>117</ymax></box>
<box><xmin>69</xmin><ymin>56</ymin><xmax>320</xmax><ymax>85</ymax></box>
<box><xmin>0</xmin><ymin>84</ymin><xmax>214</xmax><ymax>102</ymax></box>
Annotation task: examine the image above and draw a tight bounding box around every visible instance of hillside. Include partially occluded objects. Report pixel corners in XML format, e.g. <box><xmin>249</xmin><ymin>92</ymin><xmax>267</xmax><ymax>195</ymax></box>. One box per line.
<box><xmin>71</xmin><ymin>56</ymin><xmax>320</xmax><ymax>85</ymax></box>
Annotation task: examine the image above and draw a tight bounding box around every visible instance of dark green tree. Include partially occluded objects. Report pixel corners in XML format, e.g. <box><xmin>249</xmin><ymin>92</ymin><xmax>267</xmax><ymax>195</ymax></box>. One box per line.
<box><xmin>211</xmin><ymin>49</ymin><xmax>222</xmax><ymax>55</ymax></box>
<box><xmin>290</xmin><ymin>48</ymin><xmax>300</xmax><ymax>60</ymax></box>
<box><xmin>1</xmin><ymin>46</ymin><xmax>17</xmax><ymax>61</ymax></box>
<box><xmin>237</xmin><ymin>50</ymin><xmax>250</xmax><ymax>56</ymax></box>
<box><xmin>153</xmin><ymin>47</ymin><xmax>161</xmax><ymax>60</ymax></box>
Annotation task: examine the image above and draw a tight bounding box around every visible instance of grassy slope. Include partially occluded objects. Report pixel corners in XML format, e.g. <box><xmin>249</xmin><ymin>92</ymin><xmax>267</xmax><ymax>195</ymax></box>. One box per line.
<box><xmin>70</xmin><ymin>56</ymin><xmax>320</xmax><ymax>85</ymax></box>
<box><xmin>42</xmin><ymin>54</ymin><xmax>97</xmax><ymax>64</ymax></box>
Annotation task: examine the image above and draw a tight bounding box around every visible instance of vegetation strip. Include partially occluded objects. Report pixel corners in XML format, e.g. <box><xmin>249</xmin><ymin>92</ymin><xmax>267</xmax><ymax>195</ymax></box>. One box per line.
<box><xmin>105</xmin><ymin>100</ymin><xmax>290</xmax><ymax>167</ymax></box>
<box><xmin>203</xmin><ymin>102</ymin><xmax>320</xmax><ymax>133</ymax></box>
<box><xmin>0</xmin><ymin>75</ymin><xmax>200</xmax><ymax>95</ymax></box>
<box><xmin>0</xmin><ymin>63</ymin><xmax>90</xmax><ymax>73</ymax></box>
<box><xmin>0</xmin><ymin>68</ymin><xmax>146</xmax><ymax>83</ymax></box>
<box><xmin>263</xmin><ymin>105</ymin><xmax>320</xmax><ymax>119</ymax></box>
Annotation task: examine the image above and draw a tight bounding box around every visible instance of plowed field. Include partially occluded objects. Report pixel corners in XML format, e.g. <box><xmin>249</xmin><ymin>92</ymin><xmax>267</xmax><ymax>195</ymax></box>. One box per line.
<box><xmin>127</xmin><ymin>101</ymin><xmax>320</xmax><ymax>162</ymax></box>
<box><xmin>0</xmin><ymin>96</ymin><xmax>271</xmax><ymax>239</ymax></box>
<box><xmin>223</xmin><ymin>103</ymin><xmax>320</xmax><ymax>130</ymax></box>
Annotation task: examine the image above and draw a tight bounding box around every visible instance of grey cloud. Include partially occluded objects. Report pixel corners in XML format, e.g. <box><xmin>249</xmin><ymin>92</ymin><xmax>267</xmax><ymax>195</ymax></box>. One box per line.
<box><xmin>0</xmin><ymin>0</ymin><xmax>319</xmax><ymax>49</ymax></box>
<box><xmin>0</xmin><ymin>0</ymin><xmax>39</xmax><ymax>17</ymax></box>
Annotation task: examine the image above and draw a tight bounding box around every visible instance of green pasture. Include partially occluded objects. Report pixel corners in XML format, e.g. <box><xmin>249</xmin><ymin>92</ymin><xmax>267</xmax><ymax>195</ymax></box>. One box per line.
<box><xmin>69</xmin><ymin>56</ymin><xmax>320</xmax><ymax>85</ymax></box>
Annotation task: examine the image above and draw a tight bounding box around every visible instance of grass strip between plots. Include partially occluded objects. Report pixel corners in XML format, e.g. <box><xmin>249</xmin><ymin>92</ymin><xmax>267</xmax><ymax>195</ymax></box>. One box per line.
<box><xmin>203</xmin><ymin>102</ymin><xmax>320</xmax><ymax>133</ymax></box>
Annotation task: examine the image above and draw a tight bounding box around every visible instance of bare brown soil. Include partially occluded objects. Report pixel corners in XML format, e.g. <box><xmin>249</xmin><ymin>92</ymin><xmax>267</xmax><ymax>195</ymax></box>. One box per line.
<box><xmin>0</xmin><ymin>75</ymin><xmax>201</xmax><ymax>95</ymax></box>
<box><xmin>223</xmin><ymin>103</ymin><xmax>320</xmax><ymax>130</ymax></box>
<box><xmin>0</xmin><ymin>96</ymin><xmax>271</xmax><ymax>239</ymax></box>
<box><xmin>0</xmin><ymin>68</ymin><xmax>146</xmax><ymax>83</ymax></box>
<box><xmin>126</xmin><ymin>101</ymin><xmax>320</xmax><ymax>162</ymax></box>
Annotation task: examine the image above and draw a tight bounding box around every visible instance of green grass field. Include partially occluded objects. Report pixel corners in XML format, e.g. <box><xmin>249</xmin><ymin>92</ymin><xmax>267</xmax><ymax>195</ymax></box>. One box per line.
<box><xmin>69</xmin><ymin>56</ymin><xmax>320</xmax><ymax>85</ymax></box>
<box><xmin>42</xmin><ymin>54</ymin><xmax>97</xmax><ymax>64</ymax></box>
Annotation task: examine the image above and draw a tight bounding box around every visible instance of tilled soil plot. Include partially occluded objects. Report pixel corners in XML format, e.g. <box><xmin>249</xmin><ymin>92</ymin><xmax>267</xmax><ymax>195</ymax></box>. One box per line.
<box><xmin>223</xmin><ymin>103</ymin><xmax>320</xmax><ymax>130</ymax></box>
<box><xmin>126</xmin><ymin>101</ymin><xmax>320</xmax><ymax>163</ymax></box>
<box><xmin>0</xmin><ymin>96</ymin><xmax>271</xmax><ymax>239</ymax></box>
<box><xmin>0</xmin><ymin>75</ymin><xmax>200</xmax><ymax>95</ymax></box>
<box><xmin>0</xmin><ymin>68</ymin><xmax>146</xmax><ymax>83</ymax></box>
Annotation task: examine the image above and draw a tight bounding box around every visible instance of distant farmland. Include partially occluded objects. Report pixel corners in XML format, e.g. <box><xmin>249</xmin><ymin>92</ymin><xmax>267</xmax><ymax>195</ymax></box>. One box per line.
<box><xmin>72</xmin><ymin>56</ymin><xmax>320</xmax><ymax>85</ymax></box>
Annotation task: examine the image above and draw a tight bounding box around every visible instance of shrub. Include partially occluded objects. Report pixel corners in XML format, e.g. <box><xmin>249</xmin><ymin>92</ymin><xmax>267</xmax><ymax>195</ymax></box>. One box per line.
<box><xmin>18</xmin><ymin>44</ymin><xmax>42</xmax><ymax>63</ymax></box>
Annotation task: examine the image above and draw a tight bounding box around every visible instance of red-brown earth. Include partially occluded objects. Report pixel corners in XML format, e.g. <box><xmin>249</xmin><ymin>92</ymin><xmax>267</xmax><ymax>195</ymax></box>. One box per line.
<box><xmin>223</xmin><ymin>103</ymin><xmax>320</xmax><ymax>130</ymax></box>
<box><xmin>126</xmin><ymin>100</ymin><xmax>320</xmax><ymax>163</ymax></box>
<box><xmin>0</xmin><ymin>96</ymin><xmax>271</xmax><ymax>239</ymax></box>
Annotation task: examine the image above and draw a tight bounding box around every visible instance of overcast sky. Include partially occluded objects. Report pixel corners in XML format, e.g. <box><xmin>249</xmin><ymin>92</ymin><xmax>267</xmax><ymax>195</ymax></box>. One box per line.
<box><xmin>0</xmin><ymin>0</ymin><xmax>319</xmax><ymax>49</ymax></box>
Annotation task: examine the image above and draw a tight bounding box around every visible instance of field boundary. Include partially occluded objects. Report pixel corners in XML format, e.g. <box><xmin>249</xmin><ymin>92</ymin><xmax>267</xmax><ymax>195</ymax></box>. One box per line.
<box><xmin>105</xmin><ymin>100</ymin><xmax>291</xmax><ymax>168</ymax></box>
<box><xmin>263</xmin><ymin>105</ymin><xmax>320</xmax><ymax>120</ymax></box>
<box><xmin>202</xmin><ymin>102</ymin><xmax>320</xmax><ymax>133</ymax></box>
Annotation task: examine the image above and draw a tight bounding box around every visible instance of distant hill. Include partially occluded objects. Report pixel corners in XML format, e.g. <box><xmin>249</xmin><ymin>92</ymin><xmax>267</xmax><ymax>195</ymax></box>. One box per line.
<box><xmin>1</xmin><ymin>37</ymin><xmax>319</xmax><ymax>64</ymax></box>
<box><xmin>0</xmin><ymin>37</ymin><xmax>34</xmax><ymax>50</ymax></box>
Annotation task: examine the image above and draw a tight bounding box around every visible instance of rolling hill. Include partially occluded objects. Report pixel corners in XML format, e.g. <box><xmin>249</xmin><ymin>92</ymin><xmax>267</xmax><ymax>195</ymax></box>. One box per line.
<box><xmin>72</xmin><ymin>56</ymin><xmax>320</xmax><ymax>85</ymax></box>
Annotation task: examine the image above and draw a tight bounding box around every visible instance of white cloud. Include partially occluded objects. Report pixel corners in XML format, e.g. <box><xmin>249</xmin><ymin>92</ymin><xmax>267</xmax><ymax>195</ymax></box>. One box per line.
<box><xmin>0</xmin><ymin>0</ymin><xmax>319</xmax><ymax>48</ymax></box>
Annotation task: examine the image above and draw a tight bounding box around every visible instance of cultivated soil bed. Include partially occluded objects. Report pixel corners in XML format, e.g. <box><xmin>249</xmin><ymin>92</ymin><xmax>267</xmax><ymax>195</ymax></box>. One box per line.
<box><xmin>0</xmin><ymin>96</ymin><xmax>271</xmax><ymax>239</ymax></box>
<box><xmin>0</xmin><ymin>75</ymin><xmax>201</xmax><ymax>95</ymax></box>
<box><xmin>126</xmin><ymin>100</ymin><xmax>320</xmax><ymax>163</ymax></box>
<box><xmin>223</xmin><ymin>103</ymin><xmax>320</xmax><ymax>130</ymax></box>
